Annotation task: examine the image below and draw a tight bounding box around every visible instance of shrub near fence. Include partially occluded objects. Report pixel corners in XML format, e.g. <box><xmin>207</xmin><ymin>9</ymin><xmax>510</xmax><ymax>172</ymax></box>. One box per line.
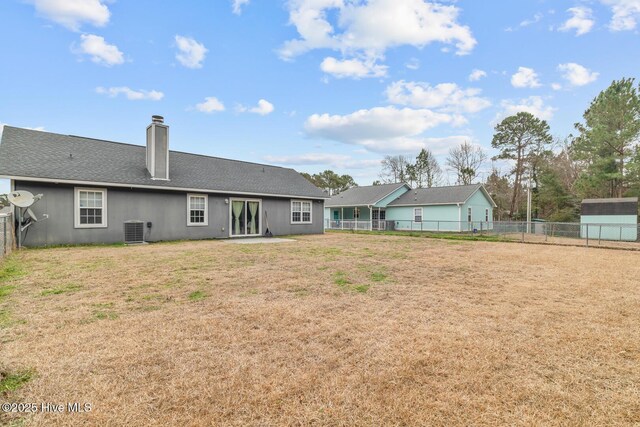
<box><xmin>325</xmin><ymin>219</ymin><xmax>640</xmax><ymax>249</ymax></box>
<box><xmin>0</xmin><ymin>214</ymin><xmax>14</xmax><ymax>258</ymax></box>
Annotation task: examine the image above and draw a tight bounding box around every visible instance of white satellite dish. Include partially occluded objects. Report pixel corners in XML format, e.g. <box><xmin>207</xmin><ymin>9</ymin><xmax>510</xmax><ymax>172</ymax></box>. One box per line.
<box><xmin>7</xmin><ymin>190</ymin><xmax>36</xmax><ymax>208</ymax></box>
<box><xmin>3</xmin><ymin>190</ymin><xmax>47</xmax><ymax>248</ymax></box>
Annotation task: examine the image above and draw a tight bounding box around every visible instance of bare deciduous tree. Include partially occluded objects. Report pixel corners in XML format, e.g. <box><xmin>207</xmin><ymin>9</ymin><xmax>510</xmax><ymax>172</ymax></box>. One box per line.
<box><xmin>380</xmin><ymin>155</ymin><xmax>412</xmax><ymax>183</ymax></box>
<box><xmin>446</xmin><ymin>142</ymin><xmax>487</xmax><ymax>185</ymax></box>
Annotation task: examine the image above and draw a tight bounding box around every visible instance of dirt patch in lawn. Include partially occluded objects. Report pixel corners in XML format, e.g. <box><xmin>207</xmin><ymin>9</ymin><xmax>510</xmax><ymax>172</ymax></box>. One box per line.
<box><xmin>1</xmin><ymin>234</ymin><xmax>639</xmax><ymax>426</ymax></box>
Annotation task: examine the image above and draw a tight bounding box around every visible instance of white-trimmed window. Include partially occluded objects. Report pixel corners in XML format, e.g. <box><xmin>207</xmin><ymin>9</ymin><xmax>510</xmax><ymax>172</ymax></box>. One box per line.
<box><xmin>74</xmin><ymin>188</ymin><xmax>107</xmax><ymax>228</ymax></box>
<box><xmin>354</xmin><ymin>207</ymin><xmax>360</xmax><ymax>220</ymax></box>
<box><xmin>187</xmin><ymin>194</ymin><xmax>208</xmax><ymax>226</ymax></box>
<box><xmin>468</xmin><ymin>207</ymin><xmax>472</xmax><ymax>222</ymax></box>
<box><xmin>414</xmin><ymin>207</ymin><xmax>423</xmax><ymax>222</ymax></box>
<box><xmin>485</xmin><ymin>209</ymin><xmax>489</xmax><ymax>222</ymax></box>
<box><xmin>291</xmin><ymin>200</ymin><xmax>312</xmax><ymax>224</ymax></box>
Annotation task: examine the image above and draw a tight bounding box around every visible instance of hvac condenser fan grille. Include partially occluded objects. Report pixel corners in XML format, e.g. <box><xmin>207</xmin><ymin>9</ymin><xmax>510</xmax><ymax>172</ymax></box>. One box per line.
<box><xmin>124</xmin><ymin>221</ymin><xmax>144</xmax><ymax>244</ymax></box>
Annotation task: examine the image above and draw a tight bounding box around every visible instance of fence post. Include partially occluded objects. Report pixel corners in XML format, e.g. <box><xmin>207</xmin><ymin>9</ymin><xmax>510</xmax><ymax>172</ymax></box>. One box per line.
<box><xmin>620</xmin><ymin>226</ymin><xmax>623</xmax><ymax>241</ymax></box>
<box><xmin>598</xmin><ymin>225</ymin><xmax>602</xmax><ymax>246</ymax></box>
<box><xmin>2</xmin><ymin>219</ymin><xmax>5</xmax><ymax>255</ymax></box>
<box><xmin>545</xmin><ymin>223</ymin><xmax>548</xmax><ymax>242</ymax></box>
<box><xmin>586</xmin><ymin>225</ymin><xmax>589</xmax><ymax>247</ymax></box>
<box><xmin>522</xmin><ymin>223</ymin><xmax>525</xmax><ymax>242</ymax></box>
<box><xmin>437</xmin><ymin>221</ymin><xmax>440</xmax><ymax>232</ymax></box>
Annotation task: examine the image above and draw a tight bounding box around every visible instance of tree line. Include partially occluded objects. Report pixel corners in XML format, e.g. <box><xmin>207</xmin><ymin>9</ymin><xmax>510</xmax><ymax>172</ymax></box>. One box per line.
<box><xmin>302</xmin><ymin>78</ymin><xmax>640</xmax><ymax>222</ymax></box>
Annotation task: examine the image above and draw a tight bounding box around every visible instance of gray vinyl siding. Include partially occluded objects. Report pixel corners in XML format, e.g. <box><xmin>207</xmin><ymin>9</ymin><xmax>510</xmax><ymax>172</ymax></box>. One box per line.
<box><xmin>15</xmin><ymin>181</ymin><xmax>324</xmax><ymax>246</ymax></box>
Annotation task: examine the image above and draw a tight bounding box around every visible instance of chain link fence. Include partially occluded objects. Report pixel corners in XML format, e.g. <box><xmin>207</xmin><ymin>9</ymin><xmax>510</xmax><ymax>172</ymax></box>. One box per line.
<box><xmin>0</xmin><ymin>213</ymin><xmax>14</xmax><ymax>258</ymax></box>
<box><xmin>325</xmin><ymin>219</ymin><xmax>640</xmax><ymax>250</ymax></box>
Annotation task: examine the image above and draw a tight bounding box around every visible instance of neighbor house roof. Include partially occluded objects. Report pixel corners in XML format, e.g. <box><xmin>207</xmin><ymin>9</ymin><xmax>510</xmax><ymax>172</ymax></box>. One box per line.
<box><xmin>326</xmin><ymin>183</ymin><xmax>409</xmax><ymax>207</ymax></box>
<box><xmin>0</xmin><ymin>126</ymin><xmax>327</xmax><ymax>199</ymax></box>
<box><xmin>388</xmin><ymin>183</ymin><xmax>497</xmax><ymax>207</ymax></box>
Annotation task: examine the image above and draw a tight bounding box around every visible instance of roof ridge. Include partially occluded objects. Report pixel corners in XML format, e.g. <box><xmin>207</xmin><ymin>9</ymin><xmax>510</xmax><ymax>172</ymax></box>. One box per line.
<box><xmin>6</xmin><ymin>125</ymin><xmax>294</xmax><ymax>171</ymax></box>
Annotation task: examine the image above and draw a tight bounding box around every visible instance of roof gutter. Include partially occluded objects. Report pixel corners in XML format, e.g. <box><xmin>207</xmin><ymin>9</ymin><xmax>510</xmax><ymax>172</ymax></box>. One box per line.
<box><xmin>2</xmin><ymin>175</ymin><xmax>331</xmax><ymax>200</ymax></box>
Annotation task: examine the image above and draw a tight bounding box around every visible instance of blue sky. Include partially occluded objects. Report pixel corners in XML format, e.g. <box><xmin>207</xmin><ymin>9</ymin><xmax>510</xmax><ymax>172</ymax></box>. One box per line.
<box><xmin>1</xmin><ymin>0</ymin><xmax>639</xmax><ymax>193</ymax></box>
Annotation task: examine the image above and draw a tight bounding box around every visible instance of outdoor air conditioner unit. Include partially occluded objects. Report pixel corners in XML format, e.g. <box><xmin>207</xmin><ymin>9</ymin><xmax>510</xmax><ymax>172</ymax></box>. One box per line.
<box><xmin>124</xmin><ymin>220</ymin><xmax>145</xmax><ymax>244</ymax></box>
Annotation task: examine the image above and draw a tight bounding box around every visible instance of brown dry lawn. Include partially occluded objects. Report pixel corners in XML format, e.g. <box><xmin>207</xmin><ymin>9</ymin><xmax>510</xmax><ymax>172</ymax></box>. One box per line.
<box><xmin>1</xmin><ymin>234</ymin><xmax>639</xmax><ymax>426</ymax></box>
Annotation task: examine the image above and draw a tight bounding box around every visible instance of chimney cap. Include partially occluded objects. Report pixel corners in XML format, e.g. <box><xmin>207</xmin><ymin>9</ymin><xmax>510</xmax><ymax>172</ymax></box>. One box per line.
<box><xmin>151</xmin><ymin>115</ymin><xmax>164</xmax><ymax>124</ymax></box>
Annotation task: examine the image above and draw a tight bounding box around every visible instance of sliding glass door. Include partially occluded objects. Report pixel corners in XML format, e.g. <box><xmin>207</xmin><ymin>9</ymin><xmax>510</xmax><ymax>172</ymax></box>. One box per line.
<box><xmin>230</xmin><ymin>199</ymin><xmax>261</xmax><ymax>237</ymax></box>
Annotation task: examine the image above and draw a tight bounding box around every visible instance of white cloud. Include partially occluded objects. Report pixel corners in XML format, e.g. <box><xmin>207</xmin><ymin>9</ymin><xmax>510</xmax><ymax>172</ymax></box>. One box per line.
<box><xmin>232</xmin><ymin>0</ymin><xmax>250</xmax><ymax>15</ymax></box>
<box><xmin>264</xmin><ymin>153</ymin><xmax>381</xmax><ymax>169</ymax></box>
<box><xmin>96</xmin><ymin>87</ymin><xmax>164</xmax><ymax>101</ymax></box>
<box><xmin>174</xmin><ymin>35</ymin><xmax>208</xmax><ymax>69</ymax></box>
<box><xmin>279</xmin><ymin>0</ymin><xmax>476</xmax><ymax>76</ymax></box>
<box><xmin>551</xmin><ymin>83</ymin><xmax>563</xmax><ymax>91</ymax></box>
<box><xmin>75</xmin><ymin>34</ymin><xmax>124</xmax><ymax>66</ymax></box>
<box><xmin>386</xmin><ymin>80</ymin><xmax>491</xmax><ymax>114</ymax></box>
<box><xmin>405</xmin><ymin>58</ymin><xmax>420</xmax><ymax>70</ymax></box>
<box><xmin>496</xmin><ymin>96</ymin><xmax>556</xmax><ymax>122</ymax></box>
<box><xmin>559</xmin><ymin>7</ymin><xmax>595</xmax><ymax>35</ymax></box>
<box><xmin>468</xmin><ymin>69</ymin><xmax>487</xmax><ymax>82</ymax></box>
<box><xmin>520</xmin><ymin>12</ymin><xmax>543</xmax><ymax>27</ymax></box>
<box><xmin>601</xmin><ymin>0</ymin><xmax>640</xmax><ymax>31</ymax></box>
<box><xmin>237</xmin><ymin>99</ymin><xmax>275</xmax><ymax>116</ymax></box>
<box><xmin>320</xmin><ymin>56</ymin><xmax>388</xmax><ymax>78</ymax></box>
<box><xmin>558</xmin><ymin>63</ymin><xmax>599</xmax><ymax>86</ymax></box>
<box><xmin>511</xmin><ymin>66</ymin><xmax>541</xmax><ymax>88</ymax></box>
<box><xmin>304</xmin><ymin>106</ymin><xmax>464</xmax><ymax>153</ymax></box>
<box><xmin>29</xmin><ymin>0</ymin><xmax>110</xmax><ymax>31</ymax></box>
<box><xmin>195</xmin><ymin>97</ymin><xmax>225</xmax><ymax>113</ymax></box>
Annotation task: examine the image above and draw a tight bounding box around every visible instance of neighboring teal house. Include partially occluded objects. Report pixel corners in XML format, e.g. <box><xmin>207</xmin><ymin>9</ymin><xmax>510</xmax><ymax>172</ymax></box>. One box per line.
<box><xmin>580</xmin><ymin>197</ymin><xmax>638</xmax><ymax>241</ymax></box>
<box><xmin>325</xmin><ymin>183</ymin><xmax>410</xmax><ymax>230</ymax></box>
<box><xmin>325</xmin><ymin>183</ymin><xmax>496</xmax><ymax>231</ymax></box>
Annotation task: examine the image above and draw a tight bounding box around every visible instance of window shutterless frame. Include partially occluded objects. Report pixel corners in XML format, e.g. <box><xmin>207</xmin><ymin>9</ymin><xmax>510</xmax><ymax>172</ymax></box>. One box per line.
<box><xmin>291</xmin><ymin>200</ymin><xmax>313</xmax><ymax>224</ymax></box>
<box><xmin>414</xmin><ymin>207</ymin><xmax>423</xmax><ymax>222</ymax></box>
<box><xmin>74</xmin><ymin>187</ymin><xmax>107</xmax><ymax>229</ymax></box>
<box><xmin>187</xmin><ymin>194</ymin><xmax>208</xmax><ymax>226</ymax></box>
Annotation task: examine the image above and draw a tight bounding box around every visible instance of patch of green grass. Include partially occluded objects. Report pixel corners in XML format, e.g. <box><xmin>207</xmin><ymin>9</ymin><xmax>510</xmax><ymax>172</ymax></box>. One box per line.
<box><xmin>326</xmin><ymin>229</ymin><xmax>507</xmax><ymax>242</ymax></box>
<box><xmin>94</xmin><ymin>311</ymin><xmax>118</xmax><ymax>320</ymax></box>
<box><xmin>40</xmin><ymin>283</ymin><xmax>82</xmax><ymax>297</ymax></box>
<box><xmin>333</xmin><ymin>272</ymin><xmax>370</xmax><ymax>294</ymax></box>
<box><xmin>188</xmin><ymin>290</ymin><xmax>206</xmax><ymax>301</ymax></box>
<box><xmin>0</xmin><ymin>309</ymin><xmax>12</xmax><ymax>328</ymax></box>
<box><xmin>370</xmin><ymin>272</ymin><xmax>388</xmax><ymax>282</ymax></box>
<box><xmin>25</xmin><ymin>242</ymin><xmax>126</xmax><ymax>250</ymax></box>
<box><xmin>0</xmin><ymin>259</ymin><xmax>23</xmax><ymax>282</ymax></box>
<box><xmin>0</xmin><ymin>370</ymin><xmax>33</xmax><ymax>394</ymax></box>
<box><xmin>0</xmin><ymin>285</ymin><xmax>16</xmax><ymax>300</ymax></box>
<box><xmin>92</xmin><ymin>302</ymin><xmax>118</xmax><ymax>320</ymax></box>
<box><xmin>353</xmin><ymin>284</ymin><xmax>370</xmax><ymax>293</ymax></box>
<box><xmin>333</xmin><ymin>271</ymin><xmax>350</xmax><ymax>286</ymax></box>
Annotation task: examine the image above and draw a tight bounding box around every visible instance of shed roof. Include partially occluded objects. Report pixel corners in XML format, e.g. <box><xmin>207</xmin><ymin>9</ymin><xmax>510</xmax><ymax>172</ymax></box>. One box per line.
<box><xmin>326</xmin><ymin>183</ymin><xmax>408</xmax><ymax>207</ymax></box>
<box><xmin>387</xmin><ymin>183</ymin><xmax>496</xmax><ymax>207</ymax></box>
<box><xmin>0</xmin><ymin>126</ymin><xmax>327</xmax><ymax>199</ymax></box>
<box><xmin>582</xmin><ymin>197</ymin><xmax>638</xmax><ymax>204</ymax></box>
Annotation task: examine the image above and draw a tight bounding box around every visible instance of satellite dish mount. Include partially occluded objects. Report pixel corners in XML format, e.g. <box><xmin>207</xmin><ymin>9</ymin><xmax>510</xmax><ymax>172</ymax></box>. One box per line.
<box><xmin>5</xmin><ymin>190</ymin><xmax>48</xmax><ymax>248</ymax></box>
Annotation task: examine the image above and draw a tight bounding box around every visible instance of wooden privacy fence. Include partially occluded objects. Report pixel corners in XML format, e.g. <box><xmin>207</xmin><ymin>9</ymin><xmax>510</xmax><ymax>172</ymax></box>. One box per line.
<box><xmin>0</xmin><ymin>214</ymin><xmax>14</xmax><ymax>258</ymax></box>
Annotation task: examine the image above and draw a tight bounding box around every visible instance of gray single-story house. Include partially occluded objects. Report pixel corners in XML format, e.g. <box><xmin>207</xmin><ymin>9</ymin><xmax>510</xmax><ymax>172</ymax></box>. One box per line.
<box><xmin>0</xmin><ymin>116</ymin><xmax>328</xmax><ymax>246</ymax></box>
<box><xmin>325</xmin><ymin>183</ymin><xmax>496</xmax><ymax>232</ymax></box>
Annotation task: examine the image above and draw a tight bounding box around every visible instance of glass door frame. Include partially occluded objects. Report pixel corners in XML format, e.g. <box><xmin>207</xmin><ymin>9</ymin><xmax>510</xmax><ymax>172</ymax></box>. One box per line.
<box><xmin>229</xmin><ymin>198</ymin><xmax>263</xmax><ymax>238</ymax></box>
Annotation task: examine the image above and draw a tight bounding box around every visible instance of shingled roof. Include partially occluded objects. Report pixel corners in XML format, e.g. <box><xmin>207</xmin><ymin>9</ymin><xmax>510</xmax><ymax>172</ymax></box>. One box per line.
<box><xmin>388</xmin><ymin>183</ymin><xmax>496</xmax><ymax>206</ymax></box>
<box><xmin>0</xmin><ymin>126</ymin><xmax>327</xmax><ymax>199</ymax></box>
<box><xmin>326</xmin><ymin>183</ymin><xmax>408</xmax><ymax>207</ymax></box>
